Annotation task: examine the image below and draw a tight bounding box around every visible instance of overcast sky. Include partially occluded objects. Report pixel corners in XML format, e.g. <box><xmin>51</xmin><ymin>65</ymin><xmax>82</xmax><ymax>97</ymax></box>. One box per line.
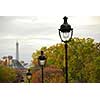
<box><xmin>0</xmin><ymin>16</ymin><xmax>100</xmax><ymax>63</ymax></box>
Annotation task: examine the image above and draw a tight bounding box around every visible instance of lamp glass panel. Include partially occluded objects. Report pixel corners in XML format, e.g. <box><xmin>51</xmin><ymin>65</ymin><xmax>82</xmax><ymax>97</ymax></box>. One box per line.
<box><xmin>27</xmin><ymin>75</ymin><xmax>32</xmax><ymax>80</ymax></box>
<box><xmin>40</xmin><ymin>60</ymin><xmax>45</xmax><ymax>66</ymax></box>
<box><xmin>60</xmin><ymin>31</ymin><xmax>72</xmax><ymax>41</ymax></box>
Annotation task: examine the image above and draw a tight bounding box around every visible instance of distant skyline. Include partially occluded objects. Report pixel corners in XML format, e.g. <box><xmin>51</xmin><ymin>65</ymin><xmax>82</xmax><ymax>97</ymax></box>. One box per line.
<box><xmin>0</xmin><ymin>16</ymin><xmax>100</xmax><ymax>63</ymax></box>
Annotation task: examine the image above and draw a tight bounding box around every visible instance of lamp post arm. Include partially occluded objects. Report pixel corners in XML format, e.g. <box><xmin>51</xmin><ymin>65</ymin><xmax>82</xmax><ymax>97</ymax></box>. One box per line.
<box><xmin>59</xmin><ymin>29</ymin><xmax>64</xmax><ymax>42</ymax></box>
<box><xmin>68</xmin><ymin>28</ymin><xmax>73</xmax><ymax>42</ymax></box>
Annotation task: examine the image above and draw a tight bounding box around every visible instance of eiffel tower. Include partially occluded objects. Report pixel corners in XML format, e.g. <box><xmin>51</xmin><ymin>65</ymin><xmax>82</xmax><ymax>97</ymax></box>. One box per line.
<box><xmin>11</xmin><ymin>41</ymin><xmax>24</xmax><ymax>69</ymax></box>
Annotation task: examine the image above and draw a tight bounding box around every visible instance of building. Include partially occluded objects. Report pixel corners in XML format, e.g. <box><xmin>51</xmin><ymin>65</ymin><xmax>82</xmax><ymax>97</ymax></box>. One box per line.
<box><xmin>0</xmin><ymin>42</ymin><xmax>24</xmax><ymax>69</ymax></box>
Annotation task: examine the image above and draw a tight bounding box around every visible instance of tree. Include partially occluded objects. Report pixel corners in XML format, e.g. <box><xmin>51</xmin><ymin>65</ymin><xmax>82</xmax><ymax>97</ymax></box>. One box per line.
<box><xmin>32</xmin><ymin>38</ymin><xmax>100</xmax><ymax>83</ymax></box>
<box><xmin>0</xmin><ymin>64</ymin><xmax>16</xmax><ymax>83</ymax></box>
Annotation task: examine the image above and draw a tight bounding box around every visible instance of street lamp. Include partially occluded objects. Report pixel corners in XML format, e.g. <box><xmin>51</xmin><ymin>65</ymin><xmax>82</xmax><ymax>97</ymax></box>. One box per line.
<box><xmin>58</xmin><ymin>16</ymin><xmax>73</xmax><ymax>83</ymax></box>
<box><xmin>20</xmin><ymin>76</ymin><xmax>24</xmax><ymax>83</ymax></box>
<box><xmin>38</xmin><ymin>51</ymin><xmax>46</xmax><ymax>83</ymax></box>
<box><xmin>26</xmin><ymin>69</ymin><xmax>32</xmax><ymax>83</ymax></box>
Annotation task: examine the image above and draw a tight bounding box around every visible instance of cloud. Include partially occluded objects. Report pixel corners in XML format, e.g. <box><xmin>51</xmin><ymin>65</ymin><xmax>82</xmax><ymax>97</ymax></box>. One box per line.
<box><xmin>0</xmin><ymin>16</ymin><xmax>59</xmax><ymax>39</ymax></box>
<box><xmin>0</xmin><ymin>16</ymin><xmax>100</xmax><ymax>63</ymax></box>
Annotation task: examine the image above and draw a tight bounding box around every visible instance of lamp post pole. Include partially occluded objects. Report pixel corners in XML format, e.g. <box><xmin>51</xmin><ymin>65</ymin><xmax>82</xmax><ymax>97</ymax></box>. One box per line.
<box><xmin>28</xmin><ymin>79</ymin><xmax>30</xmax><ymax>83</ymax></box>
<box><xmin>41</xmin><ymin>65</ymin><xmax>44</xmax><ymax>83</ymax></box>
<box><xmin>65</xmin><ymin>42</ymin><xmax>68</xmax><ymax>83</ymax></box>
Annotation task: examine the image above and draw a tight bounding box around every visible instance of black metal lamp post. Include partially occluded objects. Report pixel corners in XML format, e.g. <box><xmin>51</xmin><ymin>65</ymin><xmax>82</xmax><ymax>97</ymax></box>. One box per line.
<box><xmin>58</xmin><ymin>16</ymin><xmax>73</xmax><ymax>83</ymax></box>
<box><xmin>26</xmin><ymin>69</ymin><xmax>32</xmax><ymax>83</ymax></box>
<box><xmin>38</xmin><ymin>51</ymin><xmax>46</xmax><ymax>83</ymax></box>
<box><xmin>20</xmin><ymin>76</ymin><xmax>24</xmax><ymax>83</ymax></box>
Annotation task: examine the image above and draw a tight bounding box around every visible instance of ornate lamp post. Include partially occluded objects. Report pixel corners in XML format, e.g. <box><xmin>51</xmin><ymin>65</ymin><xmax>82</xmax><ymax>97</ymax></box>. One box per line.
<box><xmin>26</xmin><ymin>69</ymin><xmax>32</xmax><ymax>83</ymax></box>
<box><xmin>38</xmin><ymin>51</ymin><xmax>46</xmax><ymax>83</ymax></box>
<box><xmin>58</xmin><ymin>16</ymin><xmax>73</xmax><ymax>83</ymax></box>
<box><xmin>20</xmin><ymin>76</ymin><xmax>24</xmax><ymax>83</ymax></box>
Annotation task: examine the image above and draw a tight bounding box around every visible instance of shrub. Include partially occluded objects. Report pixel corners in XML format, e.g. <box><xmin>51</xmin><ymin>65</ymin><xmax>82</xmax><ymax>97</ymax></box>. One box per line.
<box><xmin>32</xmin><ymin>65</ymin><xmax>65</xmax><ymax>83</ymax></box>
<box><xmin>0</xmin><ymin>65</ymin><xmax>16</xmax><ymax>83</ymax></box>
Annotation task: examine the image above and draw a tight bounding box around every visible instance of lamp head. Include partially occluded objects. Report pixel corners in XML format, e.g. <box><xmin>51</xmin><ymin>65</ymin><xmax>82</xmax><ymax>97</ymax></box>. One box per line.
<box><xmin>59</xmin><ymin>16</ymin><xmax>73</xmax><ymax>42</ymax></box>
<box><xmin>60</xmin><ymin>16</ymin><xmax>72</xmax><ymax>33</ymax></box>
<box><xmin>38</xmin><ymin>51</ymin><xmax>46</xmax><ymax>66</ymax></box>
<box><xmin>26</xmin><ymin>69</ymin><xmax>32</xmax><ymax>80</ymax></box>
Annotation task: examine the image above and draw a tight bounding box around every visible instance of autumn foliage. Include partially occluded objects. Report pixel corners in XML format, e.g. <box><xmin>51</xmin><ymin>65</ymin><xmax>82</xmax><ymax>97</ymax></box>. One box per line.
<box><xmin>32</xmin><ymin>38</ymin><xmax>100</xmax><ymax>83</ymax></box>
<box><xmin>32</xmin><ymin>65</ymin><xmax>64</xmax><ymax>83</ymax></box>
<box><xmin>0</xmin><ymin>64</ymin><xmax>16</xmax><ymax>83</ymax></box>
